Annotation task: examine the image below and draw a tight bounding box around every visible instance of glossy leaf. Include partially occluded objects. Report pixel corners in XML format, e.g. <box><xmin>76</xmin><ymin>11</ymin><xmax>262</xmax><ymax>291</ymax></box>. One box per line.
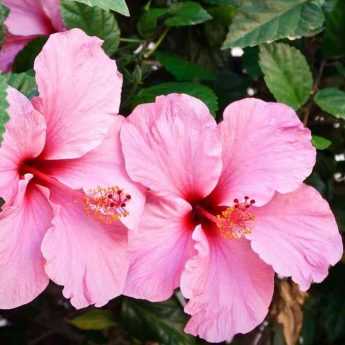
<box><xmin>73</xmin><ymin>0</ymin><xmax>129</xmax><ymax>16</ymax></box>
<box><xmin>314</xmin><ymin>88</ymin><xmax>345</xmax><ymax>119</ymax></box>
<box><xmin>132</xmin><ymin>82</ymin><xmax>218</xmax><ymax>114</ymax></box>
<box><xmin>259</xmin><ymin>43</ymin><xmax>313</xmax><ymax>109</ymax></box>
<box><xmin>61</xmin><ymin>0</ymin><xmax>120</xmax><ymax>55</ymax></box>
<box><xmin>312</xmin><ymin>136</ymin><xmax>332</xmax><ymax>150</ymax></box>
<box><xmin>223</xmin><ymin>0</ymin><xmax>325</xmax><ymax>49</ymax></box>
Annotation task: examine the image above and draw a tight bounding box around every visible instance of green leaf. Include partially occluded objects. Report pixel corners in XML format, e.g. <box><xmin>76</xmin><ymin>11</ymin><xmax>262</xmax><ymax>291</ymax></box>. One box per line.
<box><xmin>165</xmin><ymin>2</ymin><xmax>212</xmax><ymax>27</ymax></box>
<box><xmin>323</xmin><ymin>0</ymin><xmax>345</xmax><ymax>57</ymax></box>
<box><xmin>259</xmin><ymin>43</ymin><xmax>313</xmax><ymax>109</ymax></box>
<box><xmin>72</xmin><ymin>0</ymin><xmax>129</xmax><ymax>16</ymax></box>
<box><xmin>69</xmin><ymin>309</ymin><xmax>115</xmax><ymax>331</ymax></box>
<box><xmin>12</xmin><ymin>37</ymin><xmax>48</xmax><ymax>73</ymax></box>
<box><xmin>314</xmin><ymin>88</ymin><xmax>345</xmax><ymax>119</ymax></box>
<box><xmin>137</xmin><ymin>2</ymin><xmax>211</xmax><ymax>36</ymax></box>
<box><xmin>4</xmin><ymin>72</ymin><xmax>37</xmax><ymax>98</ymax></box>
<box><xmin>0</xmin><ymin>4</ymin><xmax>9</xmax><ymax>46</ymax></box>
<box><xmin>202</xmin><ymin>0</ymin><xmax>240</xmax><ymax>5</ymax></box>
<box><xmin>61</xmin><ymin>0</ymin><xmax>120</xmax><ymax>55</ymax></box>
<box><xmin>0</xmin><ymin>74</ymin><xmax>9</xmax><ymax>145</ymax></box>
<box><xmin>312</xmin><ymin>135</ymin><xmax>332</xmax><ymax>150</ymax></box>
<box><xmin>137</xmin><ymin>8</ymin><xmax>169</xmax><ymax>37</ymax></box>
<box><xmin>222</xmin><ymin>0</ymin><xmax>325</xmax><ymax>49</ymax></box>
<box><xmin>132</xmin><ymin>82</ymin><xmax>218</xmax><ymax>114</ymax></box>
<box><xmin>156</xmin><ymin>51</ymin><xmax>215</xmax><ymax>81</ymax></box>
<box><xmin>121</xmin><ymin>298</ymin><xmax>195</xmax><ymax>345</ymax></box>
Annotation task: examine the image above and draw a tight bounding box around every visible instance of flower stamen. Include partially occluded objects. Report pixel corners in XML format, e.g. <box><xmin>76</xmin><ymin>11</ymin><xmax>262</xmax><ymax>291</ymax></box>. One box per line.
<box><xmin>216</xmin><ymin>197</ymin><xmax>255</xmax><ymax>239</ymax></box>
<box><xmin>83</xmin><ymin>186</ymin><xmax>131</xmax><ymax>224</ymax></box>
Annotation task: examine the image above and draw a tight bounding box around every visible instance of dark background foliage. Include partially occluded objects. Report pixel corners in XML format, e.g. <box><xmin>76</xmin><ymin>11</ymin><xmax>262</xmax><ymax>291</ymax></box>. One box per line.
<box><xmin>0</xmin><ymin>0</ymin><xmax>344</xmax><ymax>344</ymax></box>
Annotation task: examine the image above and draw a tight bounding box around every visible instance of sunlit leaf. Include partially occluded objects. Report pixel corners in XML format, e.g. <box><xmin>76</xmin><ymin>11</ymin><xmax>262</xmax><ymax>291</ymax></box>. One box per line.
<box><xmin>314</xmin><ymin>88</ymin><xmax>345</xmax><ymax>119</ymax></box>
<box><xmin>312</xmin><ymin>135</ymin><xmax>332</xmax><ymax>150</ymax></box>
<box><xmin>61</xmin><ymin>0</ymin><xmax>120</xmax><ymax>55</ymax></box>
<box><xmin>223</xmin><ymin>0</ymin><xmax>325</xmax><ymax>49</ymax></box>
<box><xmin>73</xmin><ymin>0</ymin><xmax>129</xmax><ymax>16</ymax></box>
<box><xmin>259</xmin><ymin>42</ymin><xmax>313</xmax><ymax>109</ymax></box>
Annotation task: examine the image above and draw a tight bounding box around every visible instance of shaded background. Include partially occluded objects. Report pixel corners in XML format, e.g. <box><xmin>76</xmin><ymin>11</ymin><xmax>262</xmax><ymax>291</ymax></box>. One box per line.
<box><xmin>0</xmin><ymin>0</ymin><xmax>345</xmax><ymax>344</ymax></box>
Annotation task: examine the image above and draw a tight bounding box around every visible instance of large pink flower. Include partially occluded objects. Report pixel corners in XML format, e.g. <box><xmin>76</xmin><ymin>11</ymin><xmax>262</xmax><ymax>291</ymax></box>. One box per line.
<box><xmin>121</xmin><ymin>94</ymin><xmax>343</xmax><ymax>342</ymax></box>
<box><xmin>0</xmin><ymin>28</ymin><xmax>145</xmax><ymax>309</ymax></box>
<box><xmin>0</xmin><ymin>0</ymin><xmax>64</xmax><ymax>72</ymax></box>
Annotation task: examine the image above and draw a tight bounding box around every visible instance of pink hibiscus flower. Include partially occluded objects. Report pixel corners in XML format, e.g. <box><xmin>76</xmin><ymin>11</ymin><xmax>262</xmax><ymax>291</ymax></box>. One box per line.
<box><xmin>0</xmin><ymin>0</ymin><xmax>64</xmax><ymax>72</ymax></box>
<box><xmin>121</xmin><ymin>94</ymin><xmax>343</xmax><ymax>342</ymax></box>
<box><xmin>0</xmin><ymin>28</ymin><xmax>145</xmax><ymax>309</ymax></box>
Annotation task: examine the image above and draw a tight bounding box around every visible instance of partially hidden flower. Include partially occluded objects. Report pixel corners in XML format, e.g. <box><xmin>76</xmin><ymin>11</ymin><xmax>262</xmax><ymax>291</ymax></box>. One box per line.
<box><xmin>0</xmin><ymin>28</ymin><xmax>145</xmax><ymax>309</ymax></box>
<box><xmin>121</xmin><ymin>94</ymin><xmax>343</xmax><ymax>343</ymax></box>
<box><xmin>0</xmin><ymin>0</ymin><xmax>64</xmax><ymax>72</ymax></box>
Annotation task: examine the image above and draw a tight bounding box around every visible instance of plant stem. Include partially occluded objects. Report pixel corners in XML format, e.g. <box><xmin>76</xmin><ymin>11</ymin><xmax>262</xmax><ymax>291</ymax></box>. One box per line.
<box><xmin>120</xmin><ymin>37</ymin><xmax>143</xmax><ymax>43</ymax></box>
<box><xmin>303</xmin><ymin>60</ymin><xmax>326</xmax><ymax>126</ymax></box>
<box><xmin>144</xmin><ymin>27</ymin><xmax>170</xmax><ymax>59</ymax></box>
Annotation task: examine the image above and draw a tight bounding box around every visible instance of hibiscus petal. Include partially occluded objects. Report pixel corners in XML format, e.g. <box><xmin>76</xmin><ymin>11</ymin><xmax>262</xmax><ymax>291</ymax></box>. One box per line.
<box><xmin>41</xmin><ymin>188</ymin><xmax>129</xmax><ymax>309</ymax></box>
<box><xmin>41</xmin><ymin>0</ymin><xmax>65</xmax><ymax>31</ymax></box>
<box><xmin>212</xmin><ymin>98</ymin><xmax>315</xmax><ymax>206</ymax></box>
<box><xmin>248</xmin><ymin>184</ymin><xmax>343</xmax><ymax>291</ymax></box>
<box><xmin>34</xmin><ymin>28</ymin><xmax>123</xmax><ymax>160</ymax></box>
<box><xmin>3</xmin><ymin>0</ymin><xmax>53</xmax><ymax>36</ymax></box>
<box><xmin>36</xmin><ymin>117</ymin><xmax>145</xmax><ymax>230</ymax></box>
<box><xmin>121</xmin><ymin>94</ymin><xmax>223</xmax><ymax>200</ymax></box>
<box><xmin>181</xmin><ymin>227</ymin><xmax>274</xmax><ymax>343</ymax></box>
<box><xmin>0</xmin><ymin>88</ymin><xmax>46</xmax><ymax>205</ymax></box>
<box><xmin>124</xmin><ymin>195</ymin><xmax>193</xmax><ymax>301</ymax></box>
<box><xmin>0</xmin><ymin>36</ymin><xmax>29</xmax><ymax>72</ymax></box>
<box><xmin>0</xmin><ymin>175</ymin><xmax>52</xmax><ymax>308</ymax></box>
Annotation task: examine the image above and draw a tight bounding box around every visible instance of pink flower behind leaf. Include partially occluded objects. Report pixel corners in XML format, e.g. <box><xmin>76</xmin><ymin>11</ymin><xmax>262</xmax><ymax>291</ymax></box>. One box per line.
<box><xmin>121</xmin><ymin>94</ymin><xmax>343</xmax><ymax>343</ymax></box>
<box><xmin>0</xmin><ymin>29</ymin><xmax>145</xmax><ymax>309</ymax></box>
<box><xmin>0</xmin><ymin>0</ymin><xmax>64</xmax><ymax>72</ymax></box>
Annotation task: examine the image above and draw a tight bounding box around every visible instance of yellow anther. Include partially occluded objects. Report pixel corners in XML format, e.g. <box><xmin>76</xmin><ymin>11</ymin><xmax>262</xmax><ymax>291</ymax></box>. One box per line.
<box><xmin>216</xmin><ymin>198</ymin><xmax>255</xmax><ymax>239</ymax></box>
<box><xmin>83</xmin><ymin>186</ymin><xmax>131</xmax><ymax>224</ymax></box>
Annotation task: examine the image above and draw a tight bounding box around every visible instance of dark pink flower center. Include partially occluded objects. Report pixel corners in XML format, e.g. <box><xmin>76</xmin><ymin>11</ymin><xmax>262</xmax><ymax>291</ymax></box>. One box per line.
<box><xmin>19</xmin><ymin>161</ymin><xmax>131</xmax><ymax>224</ymax></box>
<box><xmin>190</xmin><ymin>197</ymin><xmax>256</xmax><ymax>239</ymax></box>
